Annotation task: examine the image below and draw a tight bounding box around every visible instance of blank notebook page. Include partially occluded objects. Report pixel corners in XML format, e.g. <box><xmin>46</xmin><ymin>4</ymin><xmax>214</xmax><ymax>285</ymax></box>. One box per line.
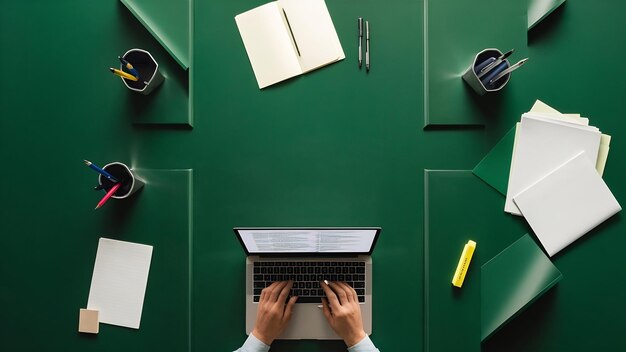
<box><xmin>87</xmin><ymin>238</ymin><xmax>153</xmax><ymax>329</ymax></box>
<box><xmin>280</xmin><ymin>0</ymin><xmax>344</xmax><ymax>72</ymax></box>
<box><xmin>235</xmin><ymin>2</ymin><xmax>302</xmax><ymax>89</ymax></box>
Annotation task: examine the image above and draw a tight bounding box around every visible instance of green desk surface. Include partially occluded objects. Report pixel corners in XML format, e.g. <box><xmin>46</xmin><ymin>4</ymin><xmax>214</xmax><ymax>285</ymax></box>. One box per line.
<box><xmin>424</xmin><ymin>170</ymin><xmax>529</xmax><ymax>351</ymax></box>
<box><xmin>2</xmin><ymin>0</ymin><xmax>626</xmax><ymax>351</ymax></box>
<box><xmin>0</xmin><ymin>168</ymin><xmax>192</xmax><ymax>351</ymax></box>
<box><xmin>0</xmin><ymin>0</ymin><xmax>192</xmax><ymax>127</ymax></box>
<box><xmin>423</xmin><ymin>0</ymin><xmax>527</xmax><ymax>126</ymax></box>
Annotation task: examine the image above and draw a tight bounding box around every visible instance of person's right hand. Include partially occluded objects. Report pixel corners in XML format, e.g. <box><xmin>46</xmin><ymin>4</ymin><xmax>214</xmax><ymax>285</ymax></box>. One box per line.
<box><xmin>320</xmin><ymin>281</ymin><xmax>367</xmax><ymax>347</ymax></box>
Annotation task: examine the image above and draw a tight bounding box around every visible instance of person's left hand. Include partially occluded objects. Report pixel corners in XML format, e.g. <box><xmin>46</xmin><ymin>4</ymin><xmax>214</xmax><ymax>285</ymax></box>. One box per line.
<box><xmin>251</xmin><ymin>281</ymin><xmax>298</xmax><ymax>345</ymax></box>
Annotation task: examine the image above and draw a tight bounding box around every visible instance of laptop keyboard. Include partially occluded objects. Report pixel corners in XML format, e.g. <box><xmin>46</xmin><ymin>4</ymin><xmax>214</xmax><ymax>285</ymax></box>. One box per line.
<box><xmin>253</xmin><ymin>261</ymin><xmax>366</xmax><ymax>303</ymax></box>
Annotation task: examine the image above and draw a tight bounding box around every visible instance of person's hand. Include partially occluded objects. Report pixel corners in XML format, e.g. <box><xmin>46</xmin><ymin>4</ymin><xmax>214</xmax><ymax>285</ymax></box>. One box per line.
<box><xmin>251</xmin><ymin>281</ymin><xmax>298</xmax><ymax>345</ymax></box>
<box><xmin>320</xmin><ymin>281</ymin><xmax>366</xmax><ymax>347</ymax></box>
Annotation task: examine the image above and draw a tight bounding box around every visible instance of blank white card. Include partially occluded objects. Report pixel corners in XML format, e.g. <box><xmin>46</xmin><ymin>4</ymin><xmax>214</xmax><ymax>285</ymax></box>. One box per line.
<box><xmin>87</xmin><ymin>238</ymin><xmax>153</xmax><ymax>329</ymax></box>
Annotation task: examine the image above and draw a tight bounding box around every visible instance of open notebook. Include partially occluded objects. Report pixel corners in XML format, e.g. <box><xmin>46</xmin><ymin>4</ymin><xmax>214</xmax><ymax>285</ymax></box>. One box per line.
<box><xmin>235</xmin><ymin>0</ymin><xmax>345</xmax><ymax>89</ymax></box>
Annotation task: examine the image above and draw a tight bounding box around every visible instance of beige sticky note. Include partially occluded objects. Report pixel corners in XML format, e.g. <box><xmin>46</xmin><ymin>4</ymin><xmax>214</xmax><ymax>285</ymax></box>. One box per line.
<box><xmin>596</xmin><ymin>134</ymin><xmax>611</xmax><ymax>176</ymax></box>
<box><xmin>79</xmin><ymin>309</ymin><xmax>99</xmax><ymax>334</ymax></box>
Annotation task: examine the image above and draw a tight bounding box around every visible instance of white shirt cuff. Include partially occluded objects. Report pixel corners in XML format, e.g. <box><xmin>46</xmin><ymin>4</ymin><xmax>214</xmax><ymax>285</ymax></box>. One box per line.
<box><xmin>238</xmin><ymin>334</ymin><xmax>270</xmax><ymax>352</ymax></box>
<box><xmin>348</xmin><ymin>335</ymin><xmax>379</xmax><ymax>352</ymax></box>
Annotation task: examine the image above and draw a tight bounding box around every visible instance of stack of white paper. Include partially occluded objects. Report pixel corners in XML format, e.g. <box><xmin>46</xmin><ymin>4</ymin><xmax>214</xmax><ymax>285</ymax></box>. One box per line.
<box><xmin>504</xmin><ymin>101</ymin><xmax>621</xmax><ymax>256</ymax></box>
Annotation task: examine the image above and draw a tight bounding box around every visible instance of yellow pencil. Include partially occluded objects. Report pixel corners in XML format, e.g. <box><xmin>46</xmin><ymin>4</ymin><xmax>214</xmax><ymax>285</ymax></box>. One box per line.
<box><xmin>109</xmin><ymin>68</ymin><xmax>138</xmax><ymax>81</ymax></box>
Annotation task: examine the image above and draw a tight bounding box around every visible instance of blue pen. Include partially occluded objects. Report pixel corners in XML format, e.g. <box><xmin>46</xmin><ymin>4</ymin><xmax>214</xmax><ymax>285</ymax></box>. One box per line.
<box><xmin>474</xmin><ymin>57</ymin><xmax>495</xmax><ymax>74</ymax></box>
<box><xmin>118</xmin><ymin>56</ymin><xmax>140</xmax><ymax>79</ymax></box>
<box><xmin>84</xmin><ymin>160</ymin><xmax>119</xmax><ymax>183</ymax></box>
<box><xmin>480</xmin><ymin>61</ymin><xmax>508</xmax><ymax>88</ymax></box>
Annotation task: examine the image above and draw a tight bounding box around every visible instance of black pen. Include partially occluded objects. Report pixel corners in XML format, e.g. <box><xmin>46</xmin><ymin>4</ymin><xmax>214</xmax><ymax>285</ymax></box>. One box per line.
<box><xmin>478</xmin><ymin>49</ymin><xmax>514</xmax><ymax>78</ymax></box>
<box><xmin>358</xmin><ymin>18</ymin><xmax>363</xmax><ymax>68</ymax></box>
<box><xmin>365</xmin><ymin>21</ymin><xmax>370</xmax><ymax>72</ymax></box>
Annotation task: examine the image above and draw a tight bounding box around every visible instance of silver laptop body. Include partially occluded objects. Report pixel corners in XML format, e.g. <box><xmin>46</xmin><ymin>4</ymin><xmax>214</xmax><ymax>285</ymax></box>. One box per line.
<box><xmin>234</xmin><ymin>227</ymin><xmax>380</xmax><ymax>340</ymax></box>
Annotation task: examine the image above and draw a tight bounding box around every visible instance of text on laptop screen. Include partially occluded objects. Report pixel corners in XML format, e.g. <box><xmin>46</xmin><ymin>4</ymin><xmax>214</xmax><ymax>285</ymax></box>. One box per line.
<box><xmin>237</xmin><ymin>229</ymin><xmax>378</xmax><ymax>254</ymax></box>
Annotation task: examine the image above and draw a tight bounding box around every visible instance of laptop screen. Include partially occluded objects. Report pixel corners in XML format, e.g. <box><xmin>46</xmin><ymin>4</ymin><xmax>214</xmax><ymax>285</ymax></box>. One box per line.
<box><xmin>234</xmin><ymin>228</ymin><xmax>380</xmax><ymax>255</ymax></box>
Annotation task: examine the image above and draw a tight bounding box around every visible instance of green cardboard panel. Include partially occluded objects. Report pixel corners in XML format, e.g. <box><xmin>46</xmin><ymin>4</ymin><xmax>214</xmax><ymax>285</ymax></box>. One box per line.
<box><xmin>424</xmin><ymin>170</ymin><xmax>527</xmax><ymax>351</ymax></box>
<box><xmin>423</xmin><ymin>0</ymin><xmax>527</xmax><ymax>126</ymax></box>
<box><xmin>120</xmin><ymin>0</ymin><xmax>190</xmax><ymax>70</ymax></box>
<box><xmin>528</xmin><ymin>0</ymin><xmax>566</xmax><ymax>30</ymax></box>
<box><xmin>472</xmin><ymin>125</ymin><xmax>516</xmax><ymax>195</ymax></box>
<box><xmin>481</xmin><ymin>234</ymin><xmax>562</xmax><ymax>341</ymax></box>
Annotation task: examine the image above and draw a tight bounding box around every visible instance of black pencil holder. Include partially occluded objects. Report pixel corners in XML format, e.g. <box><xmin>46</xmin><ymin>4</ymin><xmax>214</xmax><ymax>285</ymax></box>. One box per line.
<box><xmin>462</xmin><ymin>48</ymin><xmax>510</xmax><ymax>96</ymax></box>
<box><xmin>120</xmin><ymin>49</ymin><xmax>164</xmax><ymax>95</ymax></box>
<box><xmin>98</xmin><ymin>162</ymin><xmax>145</xmax><ymax>199</ymax></box>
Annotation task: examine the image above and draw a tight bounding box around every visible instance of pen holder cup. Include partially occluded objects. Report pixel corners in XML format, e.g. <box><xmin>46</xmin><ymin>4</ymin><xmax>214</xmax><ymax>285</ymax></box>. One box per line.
<box><xmin>98</xmin><ymin>162</ymin><xmax>145</xmax><ymax>199</ymax></box>
<box><xmin>120</xmin><ymin>49</ymin><xmax>164</xmax><ymax>95</ymax></box>
<box><xmin>462</xmin><ymin>48</ymin><xmax>510</xmax><ymax>96</ymax></box>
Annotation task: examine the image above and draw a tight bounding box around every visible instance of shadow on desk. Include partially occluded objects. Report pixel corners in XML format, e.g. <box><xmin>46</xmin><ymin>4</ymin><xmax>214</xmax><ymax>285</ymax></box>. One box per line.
<box><xmin>98</xmin><ymin>187</ymin><xmax>143</xmax><ymax>233</ymax></box>
<box><xmin>483</xmin><ymin>286</ymin><xmax>559</xmax><ymax>352</ymax></box>
<box><xmin>528</xmin><ymin>3</ymin><xmax>567</xmax><ymax>46</ymax></box>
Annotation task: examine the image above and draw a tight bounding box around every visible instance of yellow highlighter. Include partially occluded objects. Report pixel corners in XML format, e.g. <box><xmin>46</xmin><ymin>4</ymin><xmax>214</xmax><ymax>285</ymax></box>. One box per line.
<box><xmin>452</xmin><ymin>240</ymin><xmax>476</xmax><ymax>288</ymax></box>
<box><xmin>109</xmin><ymin>68</ymin><xmax>138</xmax><ymax>81</ymax></box>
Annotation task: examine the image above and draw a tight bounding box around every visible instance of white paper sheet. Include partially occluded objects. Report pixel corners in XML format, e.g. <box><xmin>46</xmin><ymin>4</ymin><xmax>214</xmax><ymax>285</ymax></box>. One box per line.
<box><xmin>504</xmin><ymin>114</ymin><xmax>601</xmax><ymax>215</ymax></box>
<box><xmin>526</xmin><ymin>100</ymin><xmax>611</xmax><ymax>175</ymax></box>
<box><xmin>87</xmin><ymin>238</ymin><xmax>153</xmax><ymax>329</ymax></box>
<box><xmin>513</xmin><ymin>152</ymin><xmax>621</xmax><ymax>256</ymax></box>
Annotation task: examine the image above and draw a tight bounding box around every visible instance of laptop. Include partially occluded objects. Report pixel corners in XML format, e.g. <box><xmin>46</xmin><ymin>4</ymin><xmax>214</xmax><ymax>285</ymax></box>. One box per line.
<box><xmin>234</xmin><ymin>227</ymin><xmax>381</xmax><ymax>340</ymax></box>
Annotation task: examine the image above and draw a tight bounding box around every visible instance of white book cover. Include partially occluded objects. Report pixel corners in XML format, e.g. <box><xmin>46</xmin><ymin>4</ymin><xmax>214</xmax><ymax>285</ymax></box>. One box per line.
<box><xmin>513</xmin><ymin>152</ymin><xmax>621</xmax><ymax>257</ymax></box>
<box><xmin>87</xmin><ymin>238</ymin><xmax>153</xmax><ymax>329</ymax></box>
<box><xmin>235</xmin><ymin>0</ymin><xmax>344</xmax><ymax>89</ymax></box>
<box><xmin>504</xmin><ymin>114</ymin><xmax>601</xmax><ymax>215</ymax></box>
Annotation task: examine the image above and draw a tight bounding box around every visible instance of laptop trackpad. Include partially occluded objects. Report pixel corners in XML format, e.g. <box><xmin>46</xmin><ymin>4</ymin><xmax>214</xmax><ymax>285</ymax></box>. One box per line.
<box><xmin>279</xmin><ymin>303</ymin><xmax>341</xmax><ymax>340</ymax></box>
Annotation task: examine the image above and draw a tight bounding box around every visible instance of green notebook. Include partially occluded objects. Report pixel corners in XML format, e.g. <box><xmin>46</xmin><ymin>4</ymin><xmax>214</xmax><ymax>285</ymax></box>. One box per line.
<box><xmin>481</xmin><ymin>234</ymin><xmax>563</xmax><ymax>341</ymax></box>
<box><xmin>423</xmin><ymin>0</ymin><xmax>526</xmax><ymax>126</ymax></box>
<box><xmin>472</xmin><ymin>125</ymin><xmax>516</xmax><ymax>195</ymax></box>
<box><xmin>84</xmin><ymin>169</ymin><xmax>193</xmax><ymax>352</ymax></box>
<box><xmin>424</xmin><ymin>170</ymin><xmax>528</xmax><ymax>351</ymax></box>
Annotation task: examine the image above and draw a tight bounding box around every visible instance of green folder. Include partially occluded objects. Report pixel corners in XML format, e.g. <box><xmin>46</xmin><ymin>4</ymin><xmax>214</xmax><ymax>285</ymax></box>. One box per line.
<box><xmin>88</xmin><ymin>169</ymin><xmax>193</xmax><ymax>351</ymax></box>
<box><xmin>481</xmin><ymin>234</ymin><xmax>563</xmax><ymax>341</ymax></box>
<box><xmin>424</xmin><ymin>170</ymin><xmax>528</xmax><ymax>351</ymax></box>
<box><xmin>472</xmin><ymin>125</ymin><xmax>516</xmax><ymax>195</ymax></box>
<box><xmin>120</xmin><ymin>0</ymin><xmax>191</xmax><ymax>70</ymax></box>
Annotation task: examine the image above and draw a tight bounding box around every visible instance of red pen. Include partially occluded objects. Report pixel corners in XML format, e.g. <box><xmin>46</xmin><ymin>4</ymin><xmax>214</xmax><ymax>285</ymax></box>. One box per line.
<box><xmin>95</xmin><ymin>182</ymin><xmax>122</xmax><ymax>209</ymax></box>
